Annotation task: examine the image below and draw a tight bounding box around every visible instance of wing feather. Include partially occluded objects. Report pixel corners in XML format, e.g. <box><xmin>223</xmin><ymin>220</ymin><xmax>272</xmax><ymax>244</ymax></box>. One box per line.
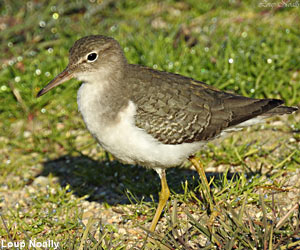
<box><xmin>127</xmin><ymin>64</ymin><xmax>290</xmax><ymax>144</ymax></box>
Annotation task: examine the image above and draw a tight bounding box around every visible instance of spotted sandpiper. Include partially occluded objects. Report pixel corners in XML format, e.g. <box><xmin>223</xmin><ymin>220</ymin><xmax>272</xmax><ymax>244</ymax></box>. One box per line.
<box><xmin>37</xmin><ymin>35</ymin><xmax>298</xmax><ymax>232</ymax></box>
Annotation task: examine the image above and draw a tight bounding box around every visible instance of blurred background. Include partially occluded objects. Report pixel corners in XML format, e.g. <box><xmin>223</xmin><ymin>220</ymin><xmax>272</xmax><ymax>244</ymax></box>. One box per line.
<box><xmin>0</xmin><ymin>0</ymin><xmax>299</xmax><ymax>248</ymax></box>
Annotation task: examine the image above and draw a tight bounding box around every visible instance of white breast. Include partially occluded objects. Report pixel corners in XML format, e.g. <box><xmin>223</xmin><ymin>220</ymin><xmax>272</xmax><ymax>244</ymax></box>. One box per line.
<box><xmin>77</xmin><ymin>82</ymin><xmax>204</xmax><ymax>169</ymax></box>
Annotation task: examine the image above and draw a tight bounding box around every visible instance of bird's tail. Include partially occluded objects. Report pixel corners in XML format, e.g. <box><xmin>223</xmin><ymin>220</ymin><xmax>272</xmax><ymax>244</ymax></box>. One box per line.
<box><xmin>262</xmin><ymin>105</ymin><xmax>298</xmax><ymax>117</ymax></box>
<box><xmin>225</xmin><ymin>103</ymin><xmax>298</xmax><ymax>131</ymax></box>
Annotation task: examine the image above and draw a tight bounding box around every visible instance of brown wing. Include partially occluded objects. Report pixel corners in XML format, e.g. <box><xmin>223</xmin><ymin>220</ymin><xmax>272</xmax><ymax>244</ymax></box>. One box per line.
<box><xmin>127</xmin><ymin>64</ymin><xmax>285</xmax><ymax>145</ymax></box>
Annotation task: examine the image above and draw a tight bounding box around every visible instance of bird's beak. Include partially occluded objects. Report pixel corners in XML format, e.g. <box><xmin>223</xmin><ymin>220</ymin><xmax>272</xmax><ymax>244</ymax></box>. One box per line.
<box><xmin>37</xmin><ymin>67</ymin><xmax>73</xmax><ymax>97</ymax></box>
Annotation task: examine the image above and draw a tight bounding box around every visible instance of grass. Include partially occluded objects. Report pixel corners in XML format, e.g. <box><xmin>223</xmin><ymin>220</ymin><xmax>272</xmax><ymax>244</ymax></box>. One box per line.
<box><xmin>0</xmin><ymin>0</ymin><xmax>299</xmax><ymax>249</ymax></box>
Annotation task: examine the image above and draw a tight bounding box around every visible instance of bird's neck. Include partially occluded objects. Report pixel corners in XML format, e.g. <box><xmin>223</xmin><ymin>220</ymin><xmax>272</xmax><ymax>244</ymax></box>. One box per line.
<box><xmin>77</xmin><ymin>65</ymin><xmax>130</xmax><ymax>129</ymax></box>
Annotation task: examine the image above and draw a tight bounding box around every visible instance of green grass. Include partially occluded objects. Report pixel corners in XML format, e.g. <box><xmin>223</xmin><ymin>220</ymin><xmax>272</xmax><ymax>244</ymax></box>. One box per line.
<box><xmin>0</xmin><ymin>0</ymin><xmax>299</xmax><ymax>249</ymax></box>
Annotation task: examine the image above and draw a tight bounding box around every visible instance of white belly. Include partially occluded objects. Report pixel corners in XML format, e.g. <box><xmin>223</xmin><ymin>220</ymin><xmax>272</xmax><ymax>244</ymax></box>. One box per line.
<box><xmin>77</xmin><ymin>82</ymin><xmax>204</xmax><ymax>168</ymax></box>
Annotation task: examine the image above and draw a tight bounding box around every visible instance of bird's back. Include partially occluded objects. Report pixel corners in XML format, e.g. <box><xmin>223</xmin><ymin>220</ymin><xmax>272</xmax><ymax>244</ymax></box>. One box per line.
<box><xmin>126</xmin><ymin>64</ymin><xmax>297</xmax><ymax>145</ymax></box>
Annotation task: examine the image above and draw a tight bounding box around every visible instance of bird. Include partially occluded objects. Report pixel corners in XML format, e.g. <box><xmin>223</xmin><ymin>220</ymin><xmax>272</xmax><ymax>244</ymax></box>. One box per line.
<box><xmin>37</xmin><ymin>35</ymin><xmax>298</xmax><ymax>232</ymax></box>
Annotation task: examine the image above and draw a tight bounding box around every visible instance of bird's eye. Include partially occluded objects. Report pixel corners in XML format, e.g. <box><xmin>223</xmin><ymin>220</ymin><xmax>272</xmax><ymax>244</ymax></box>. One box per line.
<box><xmin>87</xmin><ymin>52</ymin><xmax>98</xmax><ymax>62</ymax></box>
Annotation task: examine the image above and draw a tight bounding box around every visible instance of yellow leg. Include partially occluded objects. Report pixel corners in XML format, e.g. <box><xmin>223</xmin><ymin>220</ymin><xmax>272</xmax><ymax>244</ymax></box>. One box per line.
<box><xmin>189</xmin><ymin>156</ymin><xmax>214</xmax><ymax>213</ymax></box>
<box><xmin>189</xmin><ymin>156</ymin><xmax>221</xmax><ymax>246</ymax></box>
<box><xmin>149</xmin><ymin>169</ymin><xmax>170</xmax><ymax>232</ymax></box>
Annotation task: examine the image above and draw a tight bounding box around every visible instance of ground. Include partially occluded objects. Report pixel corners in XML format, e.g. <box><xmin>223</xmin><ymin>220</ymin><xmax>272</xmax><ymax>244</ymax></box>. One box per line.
<box><xmin>0</xmin><ymin>0</ymin><xmax>299</xmax><ymax>249</ymax></box>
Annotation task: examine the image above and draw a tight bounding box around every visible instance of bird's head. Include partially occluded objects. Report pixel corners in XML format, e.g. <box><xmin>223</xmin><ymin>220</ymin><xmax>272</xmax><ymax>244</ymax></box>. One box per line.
<box><xmin>37</xmin><ymin>35</ymin><xmax>126</xmax><ymax>97</ymax></box>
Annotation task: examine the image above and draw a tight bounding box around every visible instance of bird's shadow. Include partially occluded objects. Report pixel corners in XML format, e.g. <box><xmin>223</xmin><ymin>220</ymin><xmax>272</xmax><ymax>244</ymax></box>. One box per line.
<box><xmin>36</xmin><ymin>154</ymin><xmax>256</xmax><ymax>205</ymax></box>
